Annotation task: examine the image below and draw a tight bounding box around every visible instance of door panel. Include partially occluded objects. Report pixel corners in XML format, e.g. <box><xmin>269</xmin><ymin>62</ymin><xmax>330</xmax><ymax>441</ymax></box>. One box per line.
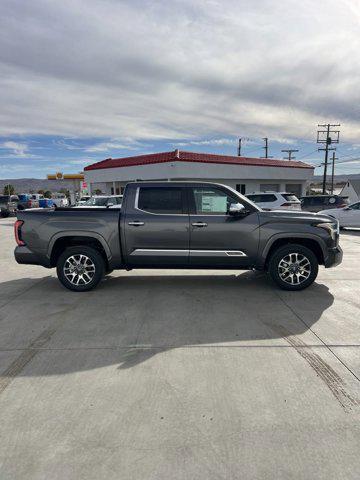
<box><xmin>341</xmin><ymin>203</ymin><xmax>360</xmax><ymax>227</ymax></box>
<box><xmin>124</xmin><ymin>186</ymin><xmax>190</xmax><ymax>266</ymax></box>
<box><xmin>188</xmin><ymin>186</ymin><xmax>260</xmax><ymax>267</ymax></box>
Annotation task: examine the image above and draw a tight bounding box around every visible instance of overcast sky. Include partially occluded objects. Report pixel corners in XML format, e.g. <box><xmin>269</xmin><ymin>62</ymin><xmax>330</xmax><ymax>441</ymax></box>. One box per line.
<box><xmin>0</xmin><ymin>0</ymin><xmax>359</xmax><ymax>178</ymax></box>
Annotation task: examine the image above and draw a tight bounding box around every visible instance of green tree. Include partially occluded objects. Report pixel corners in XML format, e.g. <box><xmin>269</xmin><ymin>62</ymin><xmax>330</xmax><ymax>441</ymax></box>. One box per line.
<box><xmin>3</xmin><ymin>184</ymin><xmax>15</xmax><ymax>195</ymax></box>
<box><xmin>44</xmin><ymin>190</ymin><xmax>52</xmax><ymax>198</ymax></box>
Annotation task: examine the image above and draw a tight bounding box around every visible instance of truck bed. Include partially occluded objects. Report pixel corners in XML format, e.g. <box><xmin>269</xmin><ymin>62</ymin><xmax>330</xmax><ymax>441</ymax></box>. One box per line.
<box><xmin>16</xmin><ymin>208</ymin><xmax>122</xmax><ymax>268</ymax></box>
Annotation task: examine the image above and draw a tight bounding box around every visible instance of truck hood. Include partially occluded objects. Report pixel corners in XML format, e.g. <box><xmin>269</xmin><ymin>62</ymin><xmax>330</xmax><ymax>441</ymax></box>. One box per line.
<box><xmin>258</xmin><ymin>209</ymin><xmax>335</xmax><ymax>225</ymax></box>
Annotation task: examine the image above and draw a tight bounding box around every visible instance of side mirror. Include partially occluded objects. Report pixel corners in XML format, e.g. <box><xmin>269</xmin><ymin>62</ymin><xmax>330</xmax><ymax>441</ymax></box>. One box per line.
<box><xmin>228</xmin><ymin>202</ymin><xmax>246</xmax><ymax>215</ymax></box>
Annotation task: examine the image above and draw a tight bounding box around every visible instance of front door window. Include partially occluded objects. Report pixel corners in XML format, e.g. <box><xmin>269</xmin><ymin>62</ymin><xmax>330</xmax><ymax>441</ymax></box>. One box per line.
<box><xmin>192</xmin><ymin>187</ymin><xmax>240</xmax><ymax>215</ymax></box>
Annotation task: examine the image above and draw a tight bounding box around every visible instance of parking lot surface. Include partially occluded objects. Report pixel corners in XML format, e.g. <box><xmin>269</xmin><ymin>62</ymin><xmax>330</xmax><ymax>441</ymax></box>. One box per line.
<box><xmin>0</xmin><ymin>216</ymin><xmax>359</xmax><ymax>479</ymax></box>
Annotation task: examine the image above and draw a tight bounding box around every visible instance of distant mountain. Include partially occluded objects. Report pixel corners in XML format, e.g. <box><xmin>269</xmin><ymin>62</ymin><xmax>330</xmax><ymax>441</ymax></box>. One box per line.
<box><xmin>0</xmin><ymin>178</ymin><xmax>78</xmax><ymax>193</ymax></box>
<box><xmin>312</xmin><ymin>173</ymin><xmax>360</xmax><ymax>182</ymax></box>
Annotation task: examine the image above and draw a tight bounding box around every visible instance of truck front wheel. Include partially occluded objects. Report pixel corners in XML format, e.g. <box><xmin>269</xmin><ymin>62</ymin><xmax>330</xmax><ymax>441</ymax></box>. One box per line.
<box><xmin>268</xmin><ymin>244</ymin><xmax>318</xmax><ymax>291</ymax></box>
<box><xmin>56</xmin><ymin>246</ymin><xmax>105</xmax><ymax>292</ymax></box>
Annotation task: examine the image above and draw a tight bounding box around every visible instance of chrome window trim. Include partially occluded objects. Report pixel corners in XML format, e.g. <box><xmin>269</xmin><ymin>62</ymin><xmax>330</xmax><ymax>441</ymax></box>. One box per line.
<box><xmin>134</xmin><ymin>186</ymin><xmax>254</xmax><ymax>217</ymax></box>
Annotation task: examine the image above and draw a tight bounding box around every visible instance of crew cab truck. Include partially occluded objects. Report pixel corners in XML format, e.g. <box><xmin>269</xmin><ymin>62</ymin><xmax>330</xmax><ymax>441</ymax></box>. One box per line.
<box><xmin>14</xmin><ymin>182</ymin><xmax>343</xmax><ymax>292</ymax></box>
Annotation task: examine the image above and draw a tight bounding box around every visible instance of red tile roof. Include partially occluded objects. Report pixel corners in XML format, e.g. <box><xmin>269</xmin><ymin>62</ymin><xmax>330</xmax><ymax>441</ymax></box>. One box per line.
<box><xmin>84</xmin><ymin>150</ymin><xmax>314</xmax><ymax>171</ymax></box>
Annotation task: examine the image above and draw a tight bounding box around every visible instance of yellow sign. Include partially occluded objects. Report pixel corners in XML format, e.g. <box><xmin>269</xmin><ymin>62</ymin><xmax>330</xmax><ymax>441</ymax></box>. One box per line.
<box><xmin>47</xmin><ymin>172</ymin><xmax>84</xmax><ymax>180</ymax></box>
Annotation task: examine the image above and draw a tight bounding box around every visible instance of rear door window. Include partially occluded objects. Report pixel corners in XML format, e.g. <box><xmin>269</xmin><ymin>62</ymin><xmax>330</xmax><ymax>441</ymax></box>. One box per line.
<box><xmin>137</xmin><ymin>187</ymin><xmax>185</xmax><ymax>214</ymax></box>
<box><xmin>247</xmin><ymin>194</ymin><xmax>277</xmax><ymax>203</ymax></box>
<box><xmin>259</xmin><ymin>194</ymin><xmax>277</xmax><ymax>202</ymax></box>
<box><xmin>246</xmin><ymin>194</ymin><xmax>262</xmax><ymax>203</ymax></box>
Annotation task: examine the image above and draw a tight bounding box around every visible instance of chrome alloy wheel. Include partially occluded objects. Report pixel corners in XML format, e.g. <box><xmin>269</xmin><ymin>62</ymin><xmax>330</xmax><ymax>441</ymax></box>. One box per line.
<box><xmin>63</xmin><ymin>254</ymin><xmax>96</xmax><ymax>286</ymax></box>
<box><xmin>278</xmin><ymin>252</ymin><xmax>311</xmax><ymax>285</ymax></box>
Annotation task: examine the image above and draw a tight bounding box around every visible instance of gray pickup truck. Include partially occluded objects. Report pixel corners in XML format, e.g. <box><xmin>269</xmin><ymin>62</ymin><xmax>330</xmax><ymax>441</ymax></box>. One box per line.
<box><xmin>14</xmin><ymin>181</ymin><xmax>342</xmax><ymax>292</ymax></box>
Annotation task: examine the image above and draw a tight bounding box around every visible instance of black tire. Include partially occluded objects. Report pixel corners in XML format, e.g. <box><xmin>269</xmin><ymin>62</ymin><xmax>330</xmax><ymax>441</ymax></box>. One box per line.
<box><xmin>56</xmin><ymin>246</ymin><xmax>105</xmax><ymax>292</ymax></box>
<box><xmin>268</xmin><ymin>244</ymin><xmax>318</xmax><ymax>291</ymax></box>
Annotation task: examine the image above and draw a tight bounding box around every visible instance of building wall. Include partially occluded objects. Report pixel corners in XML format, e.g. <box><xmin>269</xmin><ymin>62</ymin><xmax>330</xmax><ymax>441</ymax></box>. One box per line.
<box><xmin>85</xmin><ymin>161</ymin><xmax>313</xmax><ymax>196</ymax></box>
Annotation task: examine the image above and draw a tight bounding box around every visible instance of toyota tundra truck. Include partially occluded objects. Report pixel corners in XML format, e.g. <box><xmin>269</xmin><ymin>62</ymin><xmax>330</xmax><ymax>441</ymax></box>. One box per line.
<box><xmin>14</xmin><ymin>182</ymin><xmax>342</xmax><ymax>291</ymax></box>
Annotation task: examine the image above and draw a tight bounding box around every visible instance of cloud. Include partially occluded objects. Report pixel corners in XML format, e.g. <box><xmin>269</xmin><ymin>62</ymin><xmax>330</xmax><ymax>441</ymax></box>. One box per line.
<box><xmin>85</xmin><ymin>141</ymin><xmax>140</xmax><ymax>153</ymax></box>
<box><xmin>173</xmin><ymin>138</ymin><xmax>237</xmax><ymax>147</ymax></box>
<box><xmin>0</xmin><ymin>0</ymin><xmax>359</xmax><ymax>144</ymax></box>
<box><xmin>0</xmin><ymin>141</ymin><xmax>33</xmax><ymax>157</ymax></box>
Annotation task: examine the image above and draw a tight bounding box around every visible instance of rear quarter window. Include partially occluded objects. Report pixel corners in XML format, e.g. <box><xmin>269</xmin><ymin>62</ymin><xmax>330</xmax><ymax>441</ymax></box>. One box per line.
<box><xmin>282</xmin><ymin>194</ymin><xmax>299</xmax><ymax>202</ymax></box>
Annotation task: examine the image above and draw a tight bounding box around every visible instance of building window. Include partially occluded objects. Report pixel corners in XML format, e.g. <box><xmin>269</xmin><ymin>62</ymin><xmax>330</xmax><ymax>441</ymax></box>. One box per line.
<box><xmin>285</xmin><ymin>184</ymin><xmax>302</xmax><ymax>197</ymax></box>
<box><xmin>236</xmin><ymin>184</ymin><xmax>246</xmax><ymax>194</ymax></box>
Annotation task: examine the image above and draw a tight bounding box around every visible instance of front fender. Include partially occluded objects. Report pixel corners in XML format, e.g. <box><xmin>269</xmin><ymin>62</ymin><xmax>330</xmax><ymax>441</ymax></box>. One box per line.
<box><xmin>259</xmin><ymin>232</ymin><xmax>327</xmax><ymax>265</ymax></box>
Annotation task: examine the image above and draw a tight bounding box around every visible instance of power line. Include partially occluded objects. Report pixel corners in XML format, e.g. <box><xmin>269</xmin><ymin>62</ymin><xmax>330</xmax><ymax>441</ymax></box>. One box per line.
<box><xmin>295</xmin><ymin>149</ymin><xmax>319</xmax><ymax>160</ymax></box>
<box><xmin>333</xmin><ymin>156</ymin><xmax>360</xmax><ymax>165</ymax></box>
<box><xmin>281</xmin><ymin>149</ymin><xmax>299</xmax><ymax>160</ymax></box>
<box><xmin>317</xmin><ymin>123</ymin><xmax>340</xmax><ymax>194</ymax></box>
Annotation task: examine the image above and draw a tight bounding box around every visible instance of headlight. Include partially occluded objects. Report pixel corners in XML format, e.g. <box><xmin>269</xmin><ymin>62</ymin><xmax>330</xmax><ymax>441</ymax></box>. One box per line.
<box><xmin>316</xmin><ymin>221</ymin><xmax>339</xmax><ymax>240</ymax></box>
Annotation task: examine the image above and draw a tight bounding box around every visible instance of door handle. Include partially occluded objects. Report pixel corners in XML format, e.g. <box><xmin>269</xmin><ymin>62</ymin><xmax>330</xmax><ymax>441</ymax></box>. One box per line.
<box><xmin>192</xmin><ymin>222</ymin><xmax>208</xmax><ymax>227</ymax></box>
<box><xmin>128</xmin><ymin>221</ymin><xmax>145</xmax><ymax>226</ymax></box>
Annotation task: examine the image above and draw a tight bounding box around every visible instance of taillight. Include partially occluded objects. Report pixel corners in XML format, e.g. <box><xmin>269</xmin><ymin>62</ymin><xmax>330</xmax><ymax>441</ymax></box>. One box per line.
<box><xmin>14</xmin><ymin>220</ymin><xmax>25</xmax><ymax>246</ymax></box>
<box><xmin>337</xmin><ymin>203</ymin><xmax>347</xmax><ymax>208</ymax></box>
<box><xmin>27</xmin><ymin>200</ymin><xmax>32</xmax><ymax>208</ymax></box>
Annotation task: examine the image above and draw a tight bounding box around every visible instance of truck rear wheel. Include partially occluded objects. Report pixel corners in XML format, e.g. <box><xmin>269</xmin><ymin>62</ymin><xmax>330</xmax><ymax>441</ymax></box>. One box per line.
<box><xmin>268</xmin><ymin>244</ymin><xmax>318</xmax><ymax>291</ymax></box>
<box><xmin>56</xmin><ymin>246</ymin><xmax>105</xmax><ymax>292</ymax></box>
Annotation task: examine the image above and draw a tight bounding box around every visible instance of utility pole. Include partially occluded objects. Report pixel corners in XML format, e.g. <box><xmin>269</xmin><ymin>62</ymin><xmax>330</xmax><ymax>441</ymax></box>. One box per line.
<box><xmin>261</xmin><ymin>137</ymin><xmax>272</xmax><ymax>158</ymax></box>
<box><xmin>281</xmin><ymin>149</ymin><xmax>299</xmax><ymax>161</ymax></box>
<box><xmin>317</xmin><ymin>123</ymin><xmax>340</xmax><ymax>194</ymax></box>
<box><xmin>237</xmin><ymin>137</ymin><xmax>250</xmax><ymax>156</ymax></box>
<box><xmin>331</xmin><ymin>151</ymin><xmax>337</xmax><ymax>195</ymax></box>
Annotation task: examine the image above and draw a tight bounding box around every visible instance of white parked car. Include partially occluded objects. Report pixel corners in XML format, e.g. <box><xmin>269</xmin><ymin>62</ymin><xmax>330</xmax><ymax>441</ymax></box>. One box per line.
<box><xmin>76</xmin><ymin>195</ymin><xmax>91</xmax><ymax>206</ymax></box>
<box><xmin>74</xmin><ymin>195</ymin><xmax>123</xmax><ymax>208</ymax></box>
<box><xmin>51</xmin><ymin>193</ymin><xmax>69</xmax><ymax>207</ymax></box>
<box><xmin>246</xmin><ymin>192</ymin><xmax>301</xmax><ymax>211</ymax></box>
<box><xmin>319</xmin><ymin>201</ymin><xmax>360</xmax><ymax>228</ymax></box>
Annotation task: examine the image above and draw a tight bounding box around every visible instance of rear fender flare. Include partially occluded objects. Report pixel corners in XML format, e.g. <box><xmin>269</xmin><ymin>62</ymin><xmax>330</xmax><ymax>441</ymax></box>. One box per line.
<box><xmin>47</xmin><ymin>231</ymin><xmax>112</xmax><ymax>260</ymax></box>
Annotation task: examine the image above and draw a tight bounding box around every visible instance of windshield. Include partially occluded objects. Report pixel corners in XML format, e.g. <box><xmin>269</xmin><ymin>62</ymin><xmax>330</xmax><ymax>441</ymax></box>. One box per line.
<box><xmin>84</xmin><ymin>197</ymin><xmax>109</xmax><ymax>206</ymax></box>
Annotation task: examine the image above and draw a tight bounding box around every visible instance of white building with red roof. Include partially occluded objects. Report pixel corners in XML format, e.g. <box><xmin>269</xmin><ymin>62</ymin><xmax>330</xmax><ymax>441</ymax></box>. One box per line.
<box><xmin>84</xmin><ymin>149</ymin><xmax>314</xmax><ymax>197</ymax></box>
